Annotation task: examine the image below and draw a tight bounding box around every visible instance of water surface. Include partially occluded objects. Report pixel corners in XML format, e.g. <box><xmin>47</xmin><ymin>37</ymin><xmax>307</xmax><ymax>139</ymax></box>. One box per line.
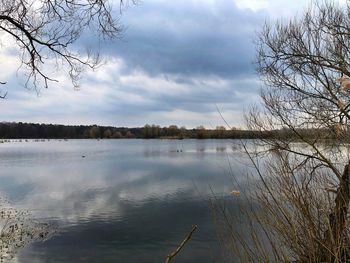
<box><xmin>0</xmin><ymin>139</ymin><xmax>247</xmax><ymax>262</ymax></box>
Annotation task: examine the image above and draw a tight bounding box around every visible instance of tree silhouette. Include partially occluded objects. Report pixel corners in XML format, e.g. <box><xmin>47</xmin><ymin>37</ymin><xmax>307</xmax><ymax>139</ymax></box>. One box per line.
<box><xmin>218</xmin><ymin>2</ymin><xmax>350</xmax><ymax>262</ymax></box>
<box><xmin>0</xmin><ymin>0</ymin><xmax>136</xmax><ymax>96</ymax></box>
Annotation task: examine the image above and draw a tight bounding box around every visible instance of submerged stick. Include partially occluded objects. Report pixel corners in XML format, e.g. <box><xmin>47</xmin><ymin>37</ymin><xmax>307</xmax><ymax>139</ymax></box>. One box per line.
<box><xmin>165</xmin><ymin>225</ymin><xmax>198</xmax><ymax>263</ymax></box>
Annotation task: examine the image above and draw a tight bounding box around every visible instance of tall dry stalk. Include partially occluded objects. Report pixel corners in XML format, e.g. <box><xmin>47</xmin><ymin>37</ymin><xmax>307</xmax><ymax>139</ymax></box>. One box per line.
<box><xmin>215</xmin><ymin>1</ymin><xmax>350</xmax><ymax>262</ymax></box>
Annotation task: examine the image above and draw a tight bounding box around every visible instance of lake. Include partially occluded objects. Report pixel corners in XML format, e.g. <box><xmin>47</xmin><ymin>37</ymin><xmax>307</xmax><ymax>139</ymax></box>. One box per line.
<box><xmin>0</xmin><ymin>139</ymin><xmax>250</xmax><ymax>263</ymax></box>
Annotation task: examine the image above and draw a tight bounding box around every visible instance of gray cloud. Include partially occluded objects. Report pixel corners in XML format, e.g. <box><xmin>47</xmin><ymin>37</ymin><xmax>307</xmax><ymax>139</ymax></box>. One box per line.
<box><xmin>0</xmin><ymin>0</ymin><xmax>273</xmax><ymax>127</ymax></box>
<box><xmin>97</xmin><ymin>0</ymin><xmax>265</xmax><ymax>79</ymax></box>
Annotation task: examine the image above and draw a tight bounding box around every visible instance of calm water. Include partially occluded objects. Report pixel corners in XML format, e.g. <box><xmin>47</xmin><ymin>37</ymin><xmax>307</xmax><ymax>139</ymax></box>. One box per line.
<box><xmin>0</xmin><ymin>139</ymin><xmax>249</xmax><ymax>263</ymax></box>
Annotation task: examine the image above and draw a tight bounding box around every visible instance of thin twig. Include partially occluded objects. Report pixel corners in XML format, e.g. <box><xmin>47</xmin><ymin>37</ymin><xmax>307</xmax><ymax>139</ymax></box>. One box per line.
<box><xmin>165</xmin><ymin>225</ymin><xmax>198</xmax><ymax>263</ymax></box>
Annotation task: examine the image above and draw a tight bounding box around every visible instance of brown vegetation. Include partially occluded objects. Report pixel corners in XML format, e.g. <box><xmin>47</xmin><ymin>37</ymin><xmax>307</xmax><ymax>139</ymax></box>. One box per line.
<box><xmin>215</xmin><ymin>2</ymin><xmax>350</xmax><ymax>262</ymax></box>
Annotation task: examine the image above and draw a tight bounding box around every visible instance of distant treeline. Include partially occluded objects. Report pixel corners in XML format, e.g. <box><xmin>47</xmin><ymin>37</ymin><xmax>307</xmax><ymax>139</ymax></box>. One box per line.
<box><xmin>0</xmin><ymin>122</ymin><xmax>268</xmax><ymax>139</ymax></box>
<box><xmin>0</xmin><ymin>122</ymin><xmax>338</xmax><ymax>140</ymax></box>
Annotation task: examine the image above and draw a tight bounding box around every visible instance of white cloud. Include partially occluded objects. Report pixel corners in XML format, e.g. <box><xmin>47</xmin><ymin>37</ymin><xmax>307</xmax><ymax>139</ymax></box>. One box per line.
<box><xmin>234</xmin><ymin>0</ymin><xmax>347</xmax><ymax>17</ymax></box>
<box><xmin>1</xmin><ymin>0</ymin><xmax>345</xmax><ymax>127</ymax></box>
<box><xmin>234</xmin><ymin>0</ymin><xmax>269</xmax><ymax>12</ymax></box>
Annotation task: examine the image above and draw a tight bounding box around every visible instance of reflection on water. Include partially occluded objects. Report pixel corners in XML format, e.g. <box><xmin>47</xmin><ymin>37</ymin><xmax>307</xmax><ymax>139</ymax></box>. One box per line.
<box><xmin>0</xmin><ymin>139</ymin><xmax>248</xmax><ymax>262</ymax></box>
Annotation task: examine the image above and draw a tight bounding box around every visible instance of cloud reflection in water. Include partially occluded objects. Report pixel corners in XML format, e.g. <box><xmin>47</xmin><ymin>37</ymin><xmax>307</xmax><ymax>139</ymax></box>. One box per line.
<box><xmin>0</xmin><ymin>139</ymin><xmax>249</xmax><ymax>262</ymax></box>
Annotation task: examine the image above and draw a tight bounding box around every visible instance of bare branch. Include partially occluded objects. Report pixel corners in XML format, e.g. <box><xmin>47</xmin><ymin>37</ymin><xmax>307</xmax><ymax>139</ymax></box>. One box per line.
<box><xmin>165</xmin><ymin>225</ymin><xmax>198</xmax><ymax>263</ymax></box>
<box><xmin>224</xmin><ymin>2</ymin><xmax>350</xmax><ymax>262</ymax></box>
<box><xmin>0</xmin><ymin>0</ymin><xmax>137</xmax><ymax>94</ymax></box>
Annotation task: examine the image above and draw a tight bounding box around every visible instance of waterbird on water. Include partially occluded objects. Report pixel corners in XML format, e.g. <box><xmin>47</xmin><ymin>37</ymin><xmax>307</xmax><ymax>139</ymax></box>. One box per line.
<box><xmin>230</xmin><ymin>190</ymin><xmax>240</xmax><ymax>197</ymax></box>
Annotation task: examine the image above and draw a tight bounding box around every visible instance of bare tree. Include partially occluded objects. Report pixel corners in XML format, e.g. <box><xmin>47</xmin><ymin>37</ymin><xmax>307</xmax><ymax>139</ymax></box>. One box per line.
<box><xmin>0</xmin><ymin>0</ymin><xmax>136</xmax><ymax>97</ymax></box>
<box><xmin>217</xmin><ymin>2</ymin><xmax>350</xmax><ymax>262</ymax></box>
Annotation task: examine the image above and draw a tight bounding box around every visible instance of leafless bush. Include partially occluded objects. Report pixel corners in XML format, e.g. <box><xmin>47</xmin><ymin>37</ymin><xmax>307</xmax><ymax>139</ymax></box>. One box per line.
<box><xmin>216</xmin><ymin>2</ymin><xmax>350</xmax><ymax>262</ymax></box>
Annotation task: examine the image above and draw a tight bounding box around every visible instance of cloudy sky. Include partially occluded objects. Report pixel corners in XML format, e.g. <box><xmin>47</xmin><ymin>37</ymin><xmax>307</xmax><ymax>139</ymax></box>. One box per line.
<box><xmin>0</xmin><ymin>0</ymin><xmax>346</xmax><ymax>128</ymax></box>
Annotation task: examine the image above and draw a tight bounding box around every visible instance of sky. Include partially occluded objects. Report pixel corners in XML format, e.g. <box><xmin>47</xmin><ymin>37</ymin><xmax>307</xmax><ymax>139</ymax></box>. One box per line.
<box><xmin>0</xmin><ymin>0</ymin><xmax>346</xmax><ymax>128</ymax></box>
